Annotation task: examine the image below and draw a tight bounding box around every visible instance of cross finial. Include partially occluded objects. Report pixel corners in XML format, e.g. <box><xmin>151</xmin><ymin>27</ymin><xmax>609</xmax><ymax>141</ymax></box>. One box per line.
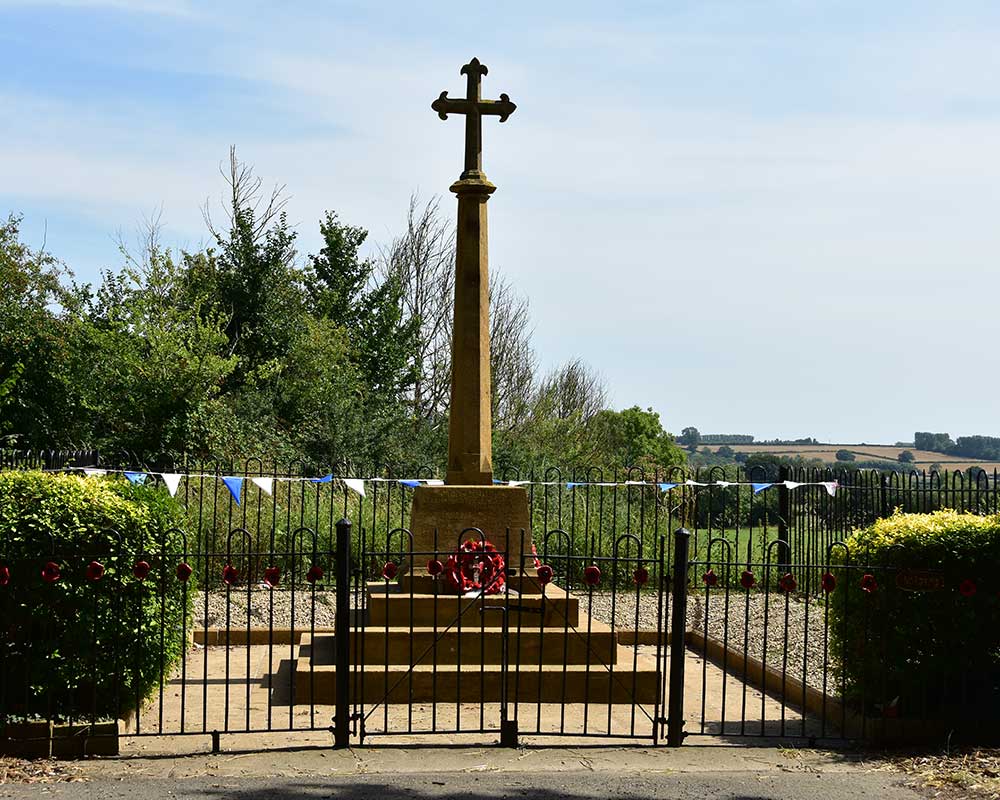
<box><xmin>432</xmin><ymin>58</ymin><xmax>516</xmax><ymax>181</ymax></box>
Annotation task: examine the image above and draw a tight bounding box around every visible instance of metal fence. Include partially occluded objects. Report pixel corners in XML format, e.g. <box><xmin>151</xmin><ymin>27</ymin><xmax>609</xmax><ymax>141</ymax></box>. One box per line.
<box><xmin>1</xmin><ymin>453</ymin><xmax>998</xmax><ymax>753</ymax></box>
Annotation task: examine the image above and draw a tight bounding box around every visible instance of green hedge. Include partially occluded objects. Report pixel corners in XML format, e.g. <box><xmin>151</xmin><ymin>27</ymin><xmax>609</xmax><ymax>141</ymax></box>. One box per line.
<box><xmin>0</xmin><ymin>471</ymin><xmax>191</xmax><ymax>722</ymax></box>
<box><xmin>829</xmin><ymin>510</ymin><xmax>1000</xmax><ymax>722</ymax></box>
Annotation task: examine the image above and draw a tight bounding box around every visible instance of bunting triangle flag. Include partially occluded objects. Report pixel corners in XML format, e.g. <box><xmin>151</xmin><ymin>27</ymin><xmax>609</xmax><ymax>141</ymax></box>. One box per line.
<box><xmin>311</xmin><ymin>474</ymin><xmax>333</xmax><ymax>484</ymax></box>
<box><xmin>422</xmin><ymin>479</ymin><xmax>444</xmax><ymax>486</ymax></box>
<box><xmin>399</xmin><ymin>479</ymin><xmax>421</xmax><ymax>488</ymax></box>
<box><xmin>751</xmin><ymin>483</ymin><xmax>773</xmax><ymax>494</ymax></box>
<box><xmin>82</xmin><ymin>468</ymin><xmax>106</xmax><ymax>478</ymax></box>
<box><xmin>784</xmin><ymin>481</ymin><xmax>803</xmax><ymax>490</ymax></box>
<box><xmin>716</xmin><ymin>480</ymin><xmax>733</xmax><ymax>487</ymax></box>
<box><xmin>251</xmin><ymin>477</ymin><xmax>273</xmax><ymax>496</ymax></box>
<box><xmin>566</xmin><ymin>482</ymin><xmax>582</xmax><ymax>490</ymax></box>
<box><xmin>822</xmin><ymin>481</ymin><xmax>839</xmax><ymax>497</ymax></box>
<box><xmin>222</xmin><ymin>476</ymin><xmax>243</xmax><ymax>505</ymax></box>
<box><xmin>124</xmin><ymin>471</ymin><xmax>147</xmax><ymax>485</ymax></box>
<box><xmin>343</xmin><ymin>478</ymin><xmax>366</xmax><ymax>497</ymax></box>
<box><xmin>684</xmin><ymin>479</ymin><xmax>707</xmax><ymax>486</ymax></box>
<box><xmin>160</xmin><ymin>473</ymin><xmax>183</xmax><ymax>497</ymax></box>
<box><xmin>507</xmin><ymin>480</ymin><xmax>530</xmax><ymax>487</ymax></box>
<box><xmin>658</xmin><ymin>483</ymin><xmax>678</xmax><ymax>492</ymax></box>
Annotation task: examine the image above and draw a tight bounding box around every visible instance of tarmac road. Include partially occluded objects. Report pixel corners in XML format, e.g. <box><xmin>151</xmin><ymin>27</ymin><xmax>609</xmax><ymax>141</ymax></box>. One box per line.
<box><xmin>0</xmin><ymin>770</ymin><xmax>927</xmax><ymax>800</ymax></box>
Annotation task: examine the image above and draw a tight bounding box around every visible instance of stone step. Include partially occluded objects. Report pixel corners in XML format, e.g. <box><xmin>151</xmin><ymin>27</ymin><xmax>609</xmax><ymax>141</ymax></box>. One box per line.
<box><xmin>397</xmin><ymin>573</ymin><xmax>544</xmax><ymax>596</ymax></box>
<box><xmin>366</xmin><ymin>586</ymin><xmax>579</xmax><ymax>628</ymax></box>
<box><xmin>301</xmin><ymin>623</ymin><xmax>617</xmax><ymax>666</ymax></box>
<box><xmin>294</xmin><ymin>639</ymin><xmax>660</xmax><ymax>704</ymax></box>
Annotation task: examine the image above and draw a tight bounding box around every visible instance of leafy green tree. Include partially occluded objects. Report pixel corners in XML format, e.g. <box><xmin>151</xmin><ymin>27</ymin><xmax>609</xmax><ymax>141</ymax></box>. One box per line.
<box><xmin>307</xmin><ymin>212</ymin><xmax>417</xmax><ymax>462</ymax></box>
<box><xmin>678</xmin><ymin>426</ymin><xmax>701</xmax><ymax>448</ymax></box>
<box><xmin>836</xmin><ymin>449</ymin><xmax>855</xmax><ymax>462</ymax></box>
<box><xmin>73</xmin><ymin>245</ymin><xmax>237</xmax><ymax>456</ymax></box>
<box><xmin>586</xmin><ymin>406</ymin><xmax>685</xmax><ymax>471</ymax></box>
<box><xmin>898</xmin><ymin>450</ymin><xmax>915</xmax><ymax>463</ymax></box>
<box><xmin>0</xmin><ymin>215</ymin><xmax>85</xmax><ymax>446</ymax></box>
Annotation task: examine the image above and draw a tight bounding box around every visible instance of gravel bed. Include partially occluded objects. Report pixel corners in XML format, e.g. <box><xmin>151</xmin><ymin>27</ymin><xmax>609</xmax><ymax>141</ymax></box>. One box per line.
<box><xmin>585</xmin><ymin>590</ymin><xmax>838</xmax><ymax>694</ymax></box>
<box><xmin>193</xmin><ymin>589</ymin><xmax>338</xmax><ymax>630</ymax></box>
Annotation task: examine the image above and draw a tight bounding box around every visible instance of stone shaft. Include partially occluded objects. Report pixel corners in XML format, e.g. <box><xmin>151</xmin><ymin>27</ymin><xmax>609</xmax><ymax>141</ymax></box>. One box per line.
<box><xmin>446</xmin><ymin>178</ymin><xmax>495</xmax><ymax>485</ymax></box>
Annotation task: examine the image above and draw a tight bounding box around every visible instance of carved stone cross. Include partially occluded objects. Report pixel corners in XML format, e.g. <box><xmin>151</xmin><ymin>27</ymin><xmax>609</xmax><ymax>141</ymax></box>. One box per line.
<box><xmin>431</xmin><ymin>58</ymin><xmax>516</xmax><ymax>486</ymax></box>
<box><xmin>432</xmin><ymin>57</ymin><xmax>516</xmax><ymax>183</ymax></box>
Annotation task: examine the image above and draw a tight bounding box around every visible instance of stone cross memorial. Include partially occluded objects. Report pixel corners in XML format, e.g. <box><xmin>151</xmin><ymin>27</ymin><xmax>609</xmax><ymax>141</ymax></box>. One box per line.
<box><xmin>409</xmin><ymin>58</ymin><xmax>532</xmax><ymax>566</ymax></box>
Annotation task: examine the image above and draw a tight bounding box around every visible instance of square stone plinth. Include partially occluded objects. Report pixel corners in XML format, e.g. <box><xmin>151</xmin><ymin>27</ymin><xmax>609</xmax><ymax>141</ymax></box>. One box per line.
<box><xmin>409</xmin><ymin>485</ymin><xmax>533</xmax><ymax>567</ymax></box>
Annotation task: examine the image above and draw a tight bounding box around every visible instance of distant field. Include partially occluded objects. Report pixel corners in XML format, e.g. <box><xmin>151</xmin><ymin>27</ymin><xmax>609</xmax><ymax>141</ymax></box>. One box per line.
<box><xmin>723</xmin><ymin>443</ymin><xmax>1000</xmax><ymax>471</ymax></box>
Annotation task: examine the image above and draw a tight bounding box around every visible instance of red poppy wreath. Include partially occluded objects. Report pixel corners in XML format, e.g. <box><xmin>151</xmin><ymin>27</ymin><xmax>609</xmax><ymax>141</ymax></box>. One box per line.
<box><xmin>443</xmin><ymin>539</ymin><xmax>506</xmax><ymax>595</ymax></box>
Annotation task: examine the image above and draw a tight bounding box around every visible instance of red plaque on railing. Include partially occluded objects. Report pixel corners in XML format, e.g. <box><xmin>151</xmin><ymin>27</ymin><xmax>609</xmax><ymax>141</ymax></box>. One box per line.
<box><xmin>895</xmin><ymin>569</ymin><xmax>944</xmax><ymax>592</ymax></box>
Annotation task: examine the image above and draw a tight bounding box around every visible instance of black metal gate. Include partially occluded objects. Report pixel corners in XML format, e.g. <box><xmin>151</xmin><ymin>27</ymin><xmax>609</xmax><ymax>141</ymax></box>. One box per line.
<box><xmin>354</xmin><ymin>527</ymin><xmax>669</xmax><ymax>745</ymax></box>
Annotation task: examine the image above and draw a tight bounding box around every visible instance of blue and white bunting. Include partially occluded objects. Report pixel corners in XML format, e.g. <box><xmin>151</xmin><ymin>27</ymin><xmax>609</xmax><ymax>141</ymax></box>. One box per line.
<box><xmin>343</xmin><ymin>478</ymin><xmax>366</xmax><ymax>497</ymax></box>
<box><xmin>222</xmin><ymin>476</ymin><xmax>243</xmax><ymax>505</ymax></box>
<box><xmin>751</xmin><ymin>483</ymin><xmax>773</xmax><ymax>494</ymax></box>
<box><xmin>160</xmin><ymin>473</ymin><xmax>182</xmax><ymax>496</ymax></box>
<box><xmin>124</xmin><ymin>471</ymin><xmax>147</xmax><ymax>485</ymax></box>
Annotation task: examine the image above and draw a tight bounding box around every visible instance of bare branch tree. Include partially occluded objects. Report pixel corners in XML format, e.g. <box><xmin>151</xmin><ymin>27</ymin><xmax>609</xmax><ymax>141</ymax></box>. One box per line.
<box><xmin>380</xmin><ymin>194</ymin><xmax>455</xmax><ymax>422</ymax></box>
<box><xmin>202</xmin><ymin>146</ymin><xmax>290</xmax><ymax>244</ymax></box>
<box><xmin>489</xmin><ymin>271</ymin><xmax>536</xmax><ymax>434</ymax></box>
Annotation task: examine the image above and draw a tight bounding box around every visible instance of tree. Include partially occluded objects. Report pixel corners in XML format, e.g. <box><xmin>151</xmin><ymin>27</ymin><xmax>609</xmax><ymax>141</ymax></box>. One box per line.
<box><xmin>716</xmin><ymin>445</ymin><xmax>735</xmax><ymax>458</ymax></box>
<box><xmin>585</xmin><ymin>406</ymin><xmax>685</xmax><ymax>471</ymax></box>
<box><xmin>381</xmin><ymin>195</ymin><xmax>455</xmax><ymax>426</ymax></box>
<box><xmin>898</xmin><ymin>450</ymin><xmax>915</xmax><ymax>463</ymax></box>
<box><xmin>678</xmin><ymin>427</ymin><xmax>701</xmax><ymax>448</ymax></box>
<box><xmin>0</xmin><ymin>214</ymin><xmax>85</xmax><ymax>446</ymax></box>
<box><xmin>914</xmin><ymin>432</ymin><xmax>954</xmax><ymax>453</ymax></box>
<box><xmin>307</xmin><ymin>211</ymin><xmax>418</xmax><ymax>460</ymax></box>
<box><xmin>836</xmin><ymin>449</ymin><xmax>855</xmax><ymax>462</ymax></box>
<box><xmin>204</xmin><ymin>147</ymin><xmax>303</xmax><ymax>388</ymax></box>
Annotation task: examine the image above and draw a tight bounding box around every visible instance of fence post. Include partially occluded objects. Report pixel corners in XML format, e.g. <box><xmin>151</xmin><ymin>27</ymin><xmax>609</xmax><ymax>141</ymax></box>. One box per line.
<box><xmin>667</xmin><ymin>527</ymin><xmax>690</xmax><ymax>747</ymax></box>
<box><xmin>879</xmin><ymin>472</ymin><xmax>890</xmax><ymax>518</ymax></box>
<box><xmin>777</xmin><ymin>465</ymin><xmax>790</xmax><ymax>571</ymax></box>
<box><xmin>333</xmin><ymin>517</ymin><xmax>351</xmax><ymax>749</ymax></box>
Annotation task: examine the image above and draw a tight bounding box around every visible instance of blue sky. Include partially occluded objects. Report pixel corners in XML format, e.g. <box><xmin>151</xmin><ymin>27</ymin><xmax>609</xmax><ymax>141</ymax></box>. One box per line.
<box><xmin>2</xmin><ymin>1</ymin><xmax>999</xmax><ymax>443</ymax></box>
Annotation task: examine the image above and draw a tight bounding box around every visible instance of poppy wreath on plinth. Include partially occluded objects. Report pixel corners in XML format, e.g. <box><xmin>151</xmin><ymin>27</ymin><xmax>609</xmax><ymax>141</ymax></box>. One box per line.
<box><xmin>443</xmin><ymin>539</ymin><xmax>506</xmax><ymax>595</ymax></box>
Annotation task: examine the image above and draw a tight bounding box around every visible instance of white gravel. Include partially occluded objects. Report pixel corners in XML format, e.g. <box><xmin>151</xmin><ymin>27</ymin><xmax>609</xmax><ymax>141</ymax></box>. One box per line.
<box><xmin>585</xmin><ymin>589</ymin><xmax>839</xmax><ymax>694</ymax></box>
<box><xmin>192</xmin><ymin>589</ymin><xmax>337</xmax><ymax>629</ymax></box>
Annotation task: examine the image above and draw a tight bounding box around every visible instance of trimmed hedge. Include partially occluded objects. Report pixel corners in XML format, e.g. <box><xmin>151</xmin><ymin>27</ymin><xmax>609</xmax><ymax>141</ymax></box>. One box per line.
<box><xmin>829</xmin><ymin>510</ymin><xmax>1000</xmax><ymax>723</ymax></box>
<box><xmin>0</xmin><ymin>471</ymin><xmax>191</xmax><ymax>722</ymax></box>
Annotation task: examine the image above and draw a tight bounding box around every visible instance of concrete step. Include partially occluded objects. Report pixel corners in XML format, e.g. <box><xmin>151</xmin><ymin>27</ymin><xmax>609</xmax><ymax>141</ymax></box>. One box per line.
<box><xmin>294</xmin><ymin>640</ymin><xmax>660</xmax><ymax>704</ymax></box>
<box><xmin>301</xmin><ymin>623</ymin><xmax>617</xmax><ymax>666</ymax></box>
<box><xmin>366</xmin><ymin>586</ymin><xmax>578</xmax><ymax>628</ymax></box>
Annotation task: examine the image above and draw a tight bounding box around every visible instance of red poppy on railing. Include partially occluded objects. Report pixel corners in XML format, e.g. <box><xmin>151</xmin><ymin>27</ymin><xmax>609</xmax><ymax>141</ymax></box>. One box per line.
<box><xmin>41</xmin><ymin>561</ymin><xmax>61</xmax><ymax>584</ymax></box>
<box><xmin>740</xmin><ymin>570</ymin><xmax>756</xmax><ymax>589</ymax></box>
<box><xmin>820</xmin><ymin>572</ymin><xmax>837</xmax><ymax>593</ymax></box>
<box><xmin>85</xmin><ymin>561</ymin><xmax>105</xmax><ymax>582</ymax></box>
<box><xmin>132</xmin><ymin>560</ymin><xmax>151</xmax><ymax>581</ymax></box>
<box><xmin>959</xmin><ymin>578</ymin><xmax>977</xmax><ymax>597</ymax></box>
<box><xmin>306</xmin><ymin>564</ymin><xmax>324</xmax><ymax>583</ymax></box>
<box><xmin>633</xmin><ymin>566</ymin><xmax>649</xmax><ymax>586</ymax></box>
<box><xmin>583</xmin><ymin>564</ymin><xmax>601</xmax><ymax>586</ymax></box>
<box><xmin>263</xmin><ymin>566</ymin><xmax>281</xmax><ymax>588</ymax></box>
<box><xmin>860</xmin><ymin>573</ymin><xmax>878</xmax><ymax>594</ymax></box>
<box><xmin>536</xmin><ymin>564</ymin><xmax>553</xmax><ymax>585</ymax></box>
<box><xmin>426</xmin><ymin>559</ymin><xmax>443</xmax><ymax>576</ymax></box>
<box><xmin>778</xmin><ymin>572</ymin><xmax>797</xmax><ymax>593</ymax></box>
<box><xmin>176</xmin><ymin>562</ymin><xmax>193</xmax><ymax>582</ymax></box>
<box><xmin>0</xmin><ymin>565</ymin><xmax>9</xmax><ymax>586</ymax></box>
<box><xmin>702</xmin><ymin>569</ymin><xmax>718</xmax><ymax>588</ymax></box>
<box><xmin>222</xmin><ymin>564</ymin><xmax>239</xmax><ymax>586</ymax></box>
<box><xmin>382</xmin><ymin>561</ymin><xmax>398</xmax><ymax>580</ymax></box>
